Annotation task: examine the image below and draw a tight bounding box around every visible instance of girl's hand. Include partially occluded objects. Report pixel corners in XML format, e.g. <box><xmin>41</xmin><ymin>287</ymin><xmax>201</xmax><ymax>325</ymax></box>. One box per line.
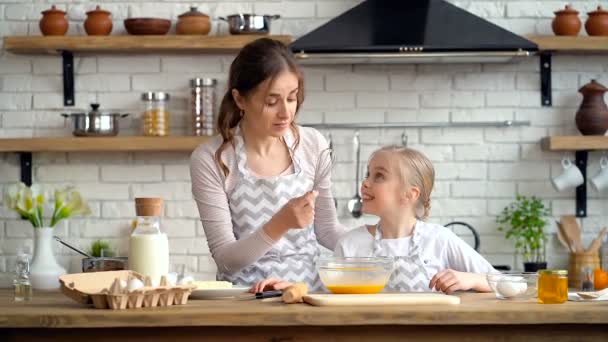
<box><xmin>265</xmin><ymin>191</ymin><xmax>318</xmax><ymax>239</ymax></box>
<box><xmin>250</xmin><ymin>278</ymin><xmax>293</xmax><ymax>293</ymax></box>
<box><xmin>429</xmin><ymin>269</ymin><xmax>488</xmax><ymax>294</ymax></box>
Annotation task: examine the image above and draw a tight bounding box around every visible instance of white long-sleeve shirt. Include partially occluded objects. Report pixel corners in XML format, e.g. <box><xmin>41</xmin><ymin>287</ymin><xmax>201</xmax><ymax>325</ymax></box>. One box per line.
<box><xmin>335</xmin><ymin>221</ymin><xmax>497</xmax><ymax>276</ymax></box>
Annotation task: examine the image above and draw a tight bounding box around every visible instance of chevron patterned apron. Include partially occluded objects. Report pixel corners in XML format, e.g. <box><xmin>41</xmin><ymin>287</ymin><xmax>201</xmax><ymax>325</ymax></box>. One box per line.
<box><xmin>217</xmin><ymin>126</ymin><xmax>323</xmax><ymax>290</ymax></box>
<box><xmin>372</xmin><ymin>222</ymin><xmax>433</xmax><ymax>292</ymax></box>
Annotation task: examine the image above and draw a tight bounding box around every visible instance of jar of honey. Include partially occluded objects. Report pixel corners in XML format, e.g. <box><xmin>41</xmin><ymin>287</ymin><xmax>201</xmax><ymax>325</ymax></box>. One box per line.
<box><xmin>141</xmin><ymin>92</ymin><xmax>170</xmax><ymax>136</ymax></box>
<box><xmin>538</xmin><ymin>270</ymin><xmax>568</xmax><ymax>304</ymax></box>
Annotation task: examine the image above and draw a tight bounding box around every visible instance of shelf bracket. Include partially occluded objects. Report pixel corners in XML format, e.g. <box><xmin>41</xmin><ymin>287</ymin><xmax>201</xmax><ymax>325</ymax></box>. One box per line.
<box><xmin>540</xmin><ymin>52</ymin><xmax>552</xmax><ymax>107</ymax></box>
<box><xmin>62</xmin><ymin>50</ymin><xmax>75</xmax><ymax>107</ymax></box>
<box><xmin>575</xmin><ymin>150</ymin><xmax>588</xmax><ymax>218</ymax></box>
<box><xmin>19</xmin><ymin>152</ymin><xmax>33</xmax><ymax>186</ymax></box>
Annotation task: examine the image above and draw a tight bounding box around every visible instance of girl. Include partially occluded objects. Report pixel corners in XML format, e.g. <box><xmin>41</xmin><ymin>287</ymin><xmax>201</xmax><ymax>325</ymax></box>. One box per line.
<box><xmin>253</xmin><ymin>145</ymin><xmax>495</xmax><ymax>294</ymax></box>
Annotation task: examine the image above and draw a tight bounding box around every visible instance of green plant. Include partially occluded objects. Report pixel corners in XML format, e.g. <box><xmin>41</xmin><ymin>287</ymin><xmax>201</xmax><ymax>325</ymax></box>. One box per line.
<box><xmin>3</xmin><ymin>182</ymin><xmax>91</xmax><ymax>228</ymax></box>
<box><xmin>89</xmin><ymin>240</ymin><xmax>115</xmax><ymax>257</ymax></box>
<box><xmin>496</xmin><ymin>195</ymin><xmax>550</xmax><ymax>263</ymax></box>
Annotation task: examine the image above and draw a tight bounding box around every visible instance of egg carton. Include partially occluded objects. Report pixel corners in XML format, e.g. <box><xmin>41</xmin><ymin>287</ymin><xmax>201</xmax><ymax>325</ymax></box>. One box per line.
<box><xmin>59</xmin><ymin>270</ymin><xmax>196</xmax><ymax>310</ymax></box>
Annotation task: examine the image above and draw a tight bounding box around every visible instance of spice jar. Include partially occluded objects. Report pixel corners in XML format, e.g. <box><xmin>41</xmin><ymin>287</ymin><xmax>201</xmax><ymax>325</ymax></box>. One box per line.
<box><xmin>538</xmin><ymin>270</ymin><xmax>568</xmax><ymax>304</ymax></box>
<box><xmin>141</xmin><ymin>92</ymin><xmax>170</xmax><ymax>136</ymax></box>
<box><xmin>190</xmin><ymin>78</ymin><xmax>217</xmax><ymax>136</ymax></box>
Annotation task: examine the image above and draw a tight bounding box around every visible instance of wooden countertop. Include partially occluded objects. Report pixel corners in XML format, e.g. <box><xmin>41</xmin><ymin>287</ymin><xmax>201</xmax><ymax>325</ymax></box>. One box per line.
<box><xmin>1</xmin><ymin>289</ymin><xmax>607</xmax><ymax>328</ymax></box>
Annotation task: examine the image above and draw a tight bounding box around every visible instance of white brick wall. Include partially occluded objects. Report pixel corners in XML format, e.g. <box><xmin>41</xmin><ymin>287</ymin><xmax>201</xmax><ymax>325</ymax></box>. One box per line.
<box><xmin>0</xmin><ymin>1</ymin><xmax>606</xmax><ymax>282</ymax></box>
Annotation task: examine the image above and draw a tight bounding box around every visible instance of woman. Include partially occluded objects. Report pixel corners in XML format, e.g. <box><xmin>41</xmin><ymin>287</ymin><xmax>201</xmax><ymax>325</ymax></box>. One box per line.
<box><xmin>190</xmin><ymin>38</ymin><xmax>345</xmax><ymax>290</ymax></box>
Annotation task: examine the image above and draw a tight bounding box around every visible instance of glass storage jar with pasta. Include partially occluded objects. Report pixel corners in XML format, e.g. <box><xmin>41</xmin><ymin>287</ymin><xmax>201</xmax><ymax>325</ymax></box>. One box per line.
<box><xmin>141</xmin><ymin>92</ymin><xmax>170</xmax><ymax>136</ymax></box>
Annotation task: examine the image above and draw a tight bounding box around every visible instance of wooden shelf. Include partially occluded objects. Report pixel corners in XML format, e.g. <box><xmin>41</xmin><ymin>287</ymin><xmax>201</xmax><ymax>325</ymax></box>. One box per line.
<box><xmin>0</xmin><ymin>136</ymin><xmax>210</xmax><ymax>152</ymax></box>
<box><xmin>3</xmin><ymin>35</ymin><xmax>293</xmax><ymax>54</ymax></box>
<box><xmin>541</xmin><ymin>136</ymin><xmax>608</xmax><ymax>151</ymax></box>
<box><xmin>527</xmin><ymin>35</ymin><xmax>608</xmax><ymax>53</ymax></box>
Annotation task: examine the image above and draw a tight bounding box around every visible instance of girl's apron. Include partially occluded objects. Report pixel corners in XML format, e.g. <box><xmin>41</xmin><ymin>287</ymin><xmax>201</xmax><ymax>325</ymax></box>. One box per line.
<box><xmin>372</xmin><ymin>222</ymin><xmax>432</xmax><ymax>292</ymax></box>
<box><xmin>217</xmin><ymin>126</ymin><xmax>322</xmax><ymax>290</ymax></box>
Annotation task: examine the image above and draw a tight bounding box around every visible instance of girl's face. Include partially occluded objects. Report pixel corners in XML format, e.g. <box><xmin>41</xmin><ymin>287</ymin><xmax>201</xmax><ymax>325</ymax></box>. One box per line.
<box><xmin>361</xmin><ymin>151</ymin><xmax>417</xmax><ymax>217</ymax></box>
<box><xmin>233</xmin><ymin>71</ymin><xmax>299</xmax><ymax>138</ymax></box>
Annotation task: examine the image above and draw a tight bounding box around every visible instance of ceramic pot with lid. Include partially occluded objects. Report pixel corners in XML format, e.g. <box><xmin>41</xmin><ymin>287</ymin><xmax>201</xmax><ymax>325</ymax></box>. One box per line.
<box><xmin>176</xmin><ymin>6</ymin><xmax>211</xmax><ymax>35</ymax></box>
<box><xmin>552</xmin><ymin>5</ymin><xmax>581</xmax><ymax>36</ymax></box>
<box><xmin>575</xmin><ymin>79</ymin><xmax>608</xmax><ymax>136</ymax></box>
<box><xmin>84</xmin><ymin>5</ymin><xmax>113</xmax><ymax>36</ymax></box>
<box><xmin>62</xmin><ymin>103</ymin><xmax>129</xmax><ymax>137</ymax></box>
<box><xmin>39</xmin><ymin>5</ymin><xmax>69</xmax><ymax>36</ymax></box>
<box><xmin>219</xmin><ymin>14</ymin><xmax>280</xmax><ymax>34</ymax></box>
<box><xmin>585</xmin><ymin>6</ymin><xmax>608</xmax><ymax>36</ymax></box>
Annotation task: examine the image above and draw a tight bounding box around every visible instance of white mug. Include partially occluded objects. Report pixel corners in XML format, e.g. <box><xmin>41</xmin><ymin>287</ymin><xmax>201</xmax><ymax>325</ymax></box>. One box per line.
<box><xmin>552</xmin><ymin>158</ymin><xmax>584</xmax><ymax>192</ymax></box>
<box><xmin>591</xmin><ymin>157</ymin><xmax>608</xmax><ymax>192</ymax></box>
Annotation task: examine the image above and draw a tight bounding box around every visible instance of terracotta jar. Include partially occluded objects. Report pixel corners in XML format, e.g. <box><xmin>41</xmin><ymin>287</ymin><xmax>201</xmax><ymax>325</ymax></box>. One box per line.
<box><xmin>585</xmin><ymin>6</ymin><xmax>608</xmax><ymax>36</ymax></box>
<box><xmin>176</xmin><ymin>6</ymin><xmax>210</xmax><ymax>35</ymax></box>
<box><xmin>39</xmin><ymin>5</ymin><xmax>68</xmax><ymax>36</ymax></box>
<box><xmin>84</xmin><ymin>5</ymin><xmax>112</xmax><ymax>36</ymax></box>
<box><xmin>552</xmin><ymin>5</ymin><xmax>581</xmax><ymax>36</ymax></box>
<box><xmin>575</xmin><ymin>79</ymin><xmax>608</xmax><ymax>136</ymax></box>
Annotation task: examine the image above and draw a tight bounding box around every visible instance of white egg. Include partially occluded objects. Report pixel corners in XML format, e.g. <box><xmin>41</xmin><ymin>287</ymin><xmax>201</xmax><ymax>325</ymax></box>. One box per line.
<box><xmin>127</xmin><ymin>278</ymin><xmax>144</xmax><ymax>292</ymax></box>
<box><xmin>496</xmin><ymin>276</ymin><xmax>527</xmax><ymax>298</ymax></box>
<box><xmin>178</xmin><ymin>276</ymin><xmax>194</xmax><ymax>285</ymax></box>
<box><xmin>120</xmin><ymin>280</ymin><xmax>127</xmax><ymax>290</ymax></box>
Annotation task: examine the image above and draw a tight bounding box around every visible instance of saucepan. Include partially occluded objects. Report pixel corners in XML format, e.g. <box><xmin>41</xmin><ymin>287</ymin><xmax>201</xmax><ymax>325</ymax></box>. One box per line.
<box><xmin>54</xmin><ymin>236</ymin><xmax>128</xmax><ymax>272</ymax></box>
<box><xmin>61</xmin><ymin>103</ymin><xmax>129</xmax><ymax>137</ymax></box>
<box><xmin>219</xmin><ymin>14</ymin><xmax>280</xmax><ymax>34</ymax></box>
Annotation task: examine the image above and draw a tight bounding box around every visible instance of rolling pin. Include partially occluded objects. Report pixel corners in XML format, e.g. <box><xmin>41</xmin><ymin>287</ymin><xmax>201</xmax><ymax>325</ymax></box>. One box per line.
<box><xmin>282</xmin><ymin>283</ymin><xmax>308</xmax><ymax>304</ymax></box>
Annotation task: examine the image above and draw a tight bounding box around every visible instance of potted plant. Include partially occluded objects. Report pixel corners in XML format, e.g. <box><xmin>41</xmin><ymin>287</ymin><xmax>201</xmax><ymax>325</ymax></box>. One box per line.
<box><xmin>3</xmin><ymin>183</ymin><xmax>91</xmax><ymax>290</ymax></box>
<box><xmin>496</xmin><ymin>195</ymin><xmax>550</xmax><ymax>272</ymax></box>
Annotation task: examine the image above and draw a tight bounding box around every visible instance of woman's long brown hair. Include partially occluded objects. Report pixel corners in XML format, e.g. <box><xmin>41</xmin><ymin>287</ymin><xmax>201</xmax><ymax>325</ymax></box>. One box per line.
<box><xmin>214</xmin><ymin>38</ymin><xmax>305</xmax><ymax>176</ymax></box>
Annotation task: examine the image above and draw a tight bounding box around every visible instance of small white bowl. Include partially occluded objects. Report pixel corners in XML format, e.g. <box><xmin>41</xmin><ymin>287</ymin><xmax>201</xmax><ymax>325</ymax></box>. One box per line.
<box><xmin>487</xmin><ymin>272</ymin><xmax>539</xmax><ymax>300</ymax></box>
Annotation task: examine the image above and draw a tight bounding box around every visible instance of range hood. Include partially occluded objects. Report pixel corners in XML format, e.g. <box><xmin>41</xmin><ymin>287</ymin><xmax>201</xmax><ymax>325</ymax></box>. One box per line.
<box><xmin>290</xmin><ymin>0</ymin><xmax>538</xmax><ymax>64</ymax></box>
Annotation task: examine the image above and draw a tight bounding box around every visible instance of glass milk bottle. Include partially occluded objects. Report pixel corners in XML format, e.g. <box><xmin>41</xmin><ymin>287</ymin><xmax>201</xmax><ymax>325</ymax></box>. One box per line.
<box><xmin>129</xmin><ymin>198</ymin><xmax>169</xmax><ymax>285</ymax></box>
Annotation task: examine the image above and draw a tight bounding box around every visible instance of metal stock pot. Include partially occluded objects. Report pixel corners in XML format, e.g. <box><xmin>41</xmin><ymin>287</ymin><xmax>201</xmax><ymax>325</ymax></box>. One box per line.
<box><xmin>219</xmin><ymin>14</ymin><xmax>280</xmax><ymax>34</ymax></box>
<box><xmin>62</xmin><ymin>103</ymin><xmax>129</xmax><ymax>136</ymax></box>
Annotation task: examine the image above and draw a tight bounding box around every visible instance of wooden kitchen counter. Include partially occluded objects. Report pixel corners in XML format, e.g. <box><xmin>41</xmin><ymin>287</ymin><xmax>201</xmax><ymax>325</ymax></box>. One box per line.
<box><xmin>1</xmin><ymin>289</ymin><xmax>607</xmax><ymax>341</ymax></box>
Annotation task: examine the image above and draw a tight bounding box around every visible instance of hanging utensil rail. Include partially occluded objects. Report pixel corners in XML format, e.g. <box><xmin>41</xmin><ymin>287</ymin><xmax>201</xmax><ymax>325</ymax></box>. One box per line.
<box><xmin>303</xmin><ymin>120</ymin><xmax>529</xmax><ymax>129</ymax></box>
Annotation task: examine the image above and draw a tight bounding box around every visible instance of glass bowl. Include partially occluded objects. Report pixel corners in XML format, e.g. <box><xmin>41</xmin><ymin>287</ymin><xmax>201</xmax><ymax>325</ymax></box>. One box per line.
<box><xmin>487</xmin><ymin>272</ymin><xmax>539</xmax><ymax>300</ymax></box>
<box><xmin>317</xmin><ymin>257</ymin><xmax>394</xmax><ymax>294</ymax></box>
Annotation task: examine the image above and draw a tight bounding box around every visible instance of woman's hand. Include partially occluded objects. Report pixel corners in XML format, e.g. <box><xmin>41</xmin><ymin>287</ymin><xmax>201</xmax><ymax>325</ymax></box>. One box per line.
<box><xmin>250</xmin><ymin>278</ymin><xmax>293</xmax><ymax>293</ymax></box>
<box><xmin>429</xmin><ymin>269</ymin><xmax>489</xmax><ymax>294</ymax></box>
<box><xmin>264</xmin><ymin>190</ymin><xmax>318</xmax><ymax>240</ymax></box>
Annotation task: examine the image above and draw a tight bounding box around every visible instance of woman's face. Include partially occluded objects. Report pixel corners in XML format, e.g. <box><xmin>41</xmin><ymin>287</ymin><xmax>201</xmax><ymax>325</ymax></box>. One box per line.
<box><xmin>234</xmin><ymin>71</ymin><xmax>299</xmax><ymax>138</ymax></box>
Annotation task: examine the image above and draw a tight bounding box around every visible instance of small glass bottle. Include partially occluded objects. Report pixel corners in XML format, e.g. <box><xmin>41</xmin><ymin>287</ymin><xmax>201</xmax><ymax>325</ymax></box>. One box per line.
<box><xmin>538</xmin><ymin>270</ymin><xmax>568</xmax><ymax>304</ymax></box>
<box><xmin>581</xmin><ymin>267</ymin><xmax>594</xmax><ymax>291</ymax></box>
<box><xmin>190</xmin><ymin>78</ymin><xmax>217</xmax><ymax>136</ymax></box>
<box><xmin>14</xmin><ymin>251</ymin><xmax>33</xmax><ymax>302</ymax></box>
<box><xmin>141</xmin><ymin>92</ymin><xmax>170</xmax><ymax>136</ymax></box>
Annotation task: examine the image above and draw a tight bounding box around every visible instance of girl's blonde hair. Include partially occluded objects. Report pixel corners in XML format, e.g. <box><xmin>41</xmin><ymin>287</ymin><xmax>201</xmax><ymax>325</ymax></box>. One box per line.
<box><xmin>371</xmin><ymin>145</ymin><xmax>435</xmax><ymax>220</ymax></box>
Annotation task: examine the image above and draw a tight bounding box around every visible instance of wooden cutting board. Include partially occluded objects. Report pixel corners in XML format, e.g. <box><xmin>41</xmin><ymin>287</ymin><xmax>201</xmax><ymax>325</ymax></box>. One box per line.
<box><xmin>303</xmin><ymin>293</ymin><xmax>461</xmax><ymax>306</ymax></box>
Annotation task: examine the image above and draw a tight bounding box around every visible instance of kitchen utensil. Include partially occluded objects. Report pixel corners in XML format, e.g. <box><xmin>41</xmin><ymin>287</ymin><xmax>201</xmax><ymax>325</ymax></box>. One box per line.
<box><xmin>317</xmin><ymin>257</ymin><xmax>393</xmax><ymax>294</ymax></box>
<box><xmin>568</xmin><ymin>252</ymin><xmax>600</xmax><ymax>289</ymax></box>
<box><xmin>190</xmin><ymin>286</ymin><xmax>250</xmax><ymax>299</ymax></box>
<box><xmin>486</xmin><ymin>272</ymin><xmax>539</xmax><ymax>300</ymax></box>
<box><xmin>53</xmin><ymin>236</ymin><xmax>91</xmax><ymax>257</ymax></box>
<box><xmin>237</xmin><ymin>290</ymin><xmax>283</xmax><ymax>300</ymax></box>
<box><xmin>177</xmin><ymin>6</ymin><xmax>211</xmax><ymax>35</ymax></box>
<box><xmin>585</xmin><ymin>6</ymin><xmax>608</xmax><ymax>36</ymax></box>
<box><xmin>552</xmin><ymin>5</ymin><xmax>582</xmax><ymax>36</ymax></box>
<box><xmin>124</xmin><ymin>18</ymin><xmax>171</xmax><ymax>35</ymax></box>
<box><xmin>347</xmin><ymin>131</ymin><xmax>363</xmax><ymax>218</ymax></box>
<box><xmin>577</xmin><ymin>287</ymin><xmax>608</xmax><ymax>299</ymax></box>
<box><xmin>561</xmin><ymin>215</ymin><xmax>584</xmax><ymax>252</ymax></box>
<box><xmin>84</xmin><ymin>5</ymin><xmax>112</xmax><ymax>36</ymax></box>
<box><xmin>327</xmin><ymin>133</ymin><xmax>338</xmax><ymax>209</ymax></box>
<box><xmin>39</xmin><ymin>5</ymin><xmax>68</xmax><ymax>36</ymax></box>
<box><xmin>555</xmin><ymin>221</ymin><xmax>574</xmax><ymax>252</ymax></box>
<box><xmin>586</xmin><ymin>227</ymin><xmax>608</xmax><ymax>253</ymax></box>
<box><xmin>303</xmin><ymin>293</ymin><xmax>460</xmax><ymax>306</ymax></box>
<box><xmin>575</xmin><ymin>79</ymin><xmax>608</xmax><ymax>136</ymax></box>
<box><xmin>219</xmin><ymin>14</ymin><xmax>280</xmax><ymax>35</ymax></box>
<box><xmin>62</xmin><ymin>103</ymin><xmax>129</xmax><ymax>137</ymax></box>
